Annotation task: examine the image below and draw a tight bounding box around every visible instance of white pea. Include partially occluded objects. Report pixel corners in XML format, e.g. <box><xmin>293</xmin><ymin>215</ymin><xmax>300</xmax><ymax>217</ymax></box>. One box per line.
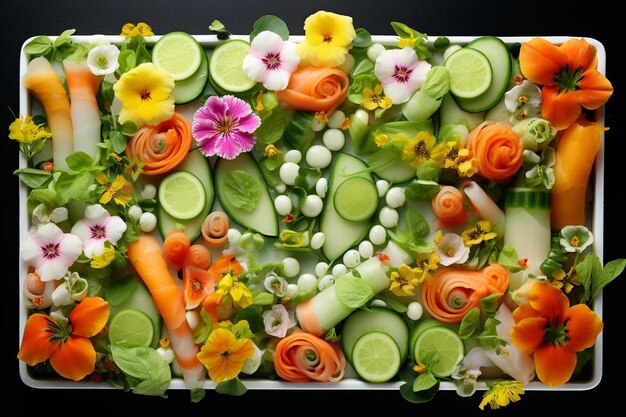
<box><xmin>315</xmin><ymin>262</ymin><xmax>329</xmax><ymax>278</ymax></box>
<box><xmin>301</xmin><ymin>194</ymin><xmax>323</xmax><ymax>217</ymax></box>
<box><xmin>227</xmin><ymin>228</ymin><xmax>242</xmax><ymax>246</ymax></box>
<box><xmin>317</xmin><ymin>275</ymin><xmax>335</xmax><ymax>291</ymax></box>
<box><xmin>370</xmin><ymin>299</ymin><xmax>387</xmax><ymax>308</ymax></box>
<box><xmin>310</xmin><ymin>232</ymin><xmax>326</xmax><ymax>250</ymax></box>
<box><xmin>279</xmin><ymin>162</ymin><xmax>300</xmax><ymax>186</ymax></box>
<box><xmin>128</xmin><ymin>205</ymin><xmax>142</xmax><ymax>221</ymax></box>
<box><xmin>337</xmin><ymin>53</ymin><xmax>355</xmax><ymax>74</ymax></box>
<box><xmin>353</xmin><ymin>109</ymin><xmax>369</xmax><ymax>126</ymax></box>
<box><xmin>316</xmin><ymin>178</ymin><xmax>328</xmax><ymax>198</ymax></box>
<box><xmin>407</xmin><ymin>302</ymin><xmax>424</xmax><ymax>321</ymax></box>
<box><xmin>367</xmin><ymin>43</ymin><xmax>386</xmax><ymax>62</ymax></box>
<box><xmin>332</xmin><ymin>263</ymin><xmax>348</xmax><ymax>278</ymax></box>
<box><xmin>297</xmin><ymin>273</ymin><xmax>318</xmax><ymax>293</ymax></box>
<box><xmin>379</xmin><ymin>206</ymin><xmax>399</xmax><ymax>228</ymax></box>
<box><xmin>385</xmin><ymin>187</ymin><xmax>406</xmax><ymax>208</ymax></box>
<box><xmin>284</xmin><ymin>284</ymin><xmax>299</xmax><ymax>299</ymax></box>
<box><xmin>282</xmin><ymin>257</ymin><xmax>300</xmax><ymax>278</ymax></box>
<box><xmin>284</xmin><ymin>149</ymin><xmax>302</xmax><ymax>163</ymax></box>
<box><xmin>311</xmin><ymin>117</ymin><xmax>326</xmax><ymax>132</ymax></box>
<box><xmin>369</xmin><ymin>225</ymin><xmax>387</xmax><ymax>245</ymax></box>
<box><xmin>306</xmin><ymin>145</ymin><xmax>332</xmax><ymax>169</ymax></box>
<box><xmin>274</xmin><ymin>195</ymin><xmax>293</xmax><ymax>216</ymax></box>
<box><xmin>275</xmin><ymin>183</ymin><xmax>286</xmax><ymax>194</ymax></box>
<box><xmin>343</xmin><ymin>249</ymin><xmax>361</xmax><ymax>268</ymax></box>
<box><xmin>358</xmin><ymin>240</ymin><xmax>374</xmax><ymax>259</ymax></box>
<box><xmin>139</xmin><ymin>212</ymin><xmax>157</xmax><ymax>232</ymax></box>
<box><xmin>376</xmin><ymin>180</ymin><xmax>390</xmax><ymax>197</ymax></box>
<box><xmin>185</xmin><ymin>310</ymin><xmax>200</xmax><ymax>330</ymax></box>
<box><xmin>443</xmin><ymin>44</ymin><xmax>463</xmax><ymax>62</ymax></box>
<box><xmin>156</xmin><ymin>347</ymin><xmax>175</xmax><ymax>364</ymax></box>
<box><xmin>141</xmin><ymin>184</ymin><xmax>157</xmax><ymax>199</ymax></box>
<box><xmin>327</xmin><ymin>110</ymin><xmax>346</xmax><ymax>129</ymax></box>
<box><xmin>322</xmin><ymin>129</ymin><xmax>345</xmax><ymax>151</ymax></box>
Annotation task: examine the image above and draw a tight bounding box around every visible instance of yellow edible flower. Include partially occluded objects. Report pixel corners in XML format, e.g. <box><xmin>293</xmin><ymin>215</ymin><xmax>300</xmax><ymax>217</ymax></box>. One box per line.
<box><xmin>216</xmin><ymin>274</ymin><xmax>253</xmax><ymax>308</ymax></box>
<box><xmin>362</xmin><ymin>84</ymin><xmax>392</xmax><ymax>110</ymax></box>
<box><xmin>196</xmin><ymin>327</ymin><xmax>255</xmax><ymax>382</ymax></box>
<box><xmin>389</xmin><ymin>264</ymin><xmax>421</xmax><ymax>296</ymax></box>
<box><xmin>397</xmin><ymin>33</ymin><xmax>417</xmax><ymax>49</ymax></box>
<box><xmin>434</xmin><ymin>141</ymin><xmax>478</xmax><ymax>177</ymax></box>
<box><xmin>264</xmin><ymin>144</ymin><xmax>281</xmax><ymax>157</ymax></box>
<box><xmin>415</xmin><ymin>252</ymin><xmax>440</xmax><ymax>281</ymax></box>
<box><xmin>296</xmin><ymin>11</ymin><xmax>356</xmax><ymax>67</ymax></box>
<box><xmin>8</xmin><ymin>115</ymin><xmax>51</xmax><ymax>144</ymax></box>
<box><xmin>96</xmin><ymin>173</ymin><xmax>132</xmax><ymax>207</ymax></box>
<box><xmin>550</xmin><ymin>267</ymin><xmax>580</xmax><ymax>294</ymax></box>
<box><xmin>314</xmin><ymin>111</ymin><xmax>329</xmax><ymax>123</ymax></box>
<box><xmin>375</xmin><ymin>134</ymin><xmax>389</xmax><ymax>148</ymax></box>
<box><xmin>113</xmin><ymin>63</ymin><xmax>175</xmax><ymax>127</ymax></box>
<box><xmin>478</xmin><ymin>380</ymin><xmax>524</xmax><ymax>410</ymax></box>
<box><xmin>461</xmin><ymin>220</ymin><xmax>497</xmax><ymax>247</ymax></box>
<box><xmin>120</xmin><ymin>22</ymin><xmax>154</xmax><ymax>39</ymax></box>
<box><xmin>90</xmin><ymin>246</ymin><xmax>115</xmax><ymax>269</ymax></box>
<box><xmin>402</xmin><ymin>131</ymin><xmax>437</xmax><ymax>168</ymax></box>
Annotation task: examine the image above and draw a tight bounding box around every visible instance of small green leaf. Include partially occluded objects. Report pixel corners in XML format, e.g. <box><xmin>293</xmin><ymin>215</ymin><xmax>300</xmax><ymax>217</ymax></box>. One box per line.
<box><xmin>55</xmin><ymin>171</ymin><xmax>92</xmax><ymax>205</ymax></box>
<box><xmin>134</xmin><ymin>42</ymin><xmax>151</xmax><ymax>65</ymax></box>
<box><xmin>24</xmin><ymin>36</ymin><xmax>53</xmax><ymax>56</ymax></box>
<box><xmin>255</xmin><ymin>108</ymin><xmax>288</xmax><ymax>146</ymax></box>
<box><xmin>433</xmin><ymin>36</ymin><xmax>450</xmax><ymax>49</ymax></box>
<box><xmin>54</xmin><ymin>29</ymin><xmax>76</xmax><ymax>48</ymax></box>
<box><xmin>459</xmin><ymin>307</ymin><xmax>480</xmax><ymax>339</ymax></box>
<box><xmin>250</xmin><ymin>15</ymin><xmax>289</xmax><ymax>42</ymax></box>
<box><xmin>118</xmin><ymin>49</ymin><xmax>137</xmax><ymax>74</ymax></box>
<box><xmin>479</xmin><ymin>293</ymin><xmax>501</xmax><ymax>316</ymax></box>
<box><xmin>13</xmin><ymin>168</ymin><xmax>52</xmax><ymax>189</ymax></box>
<box><xmin>110</xmin><ymin>345</ymin><xmax>171</xmax><ymax>385</ymax></box>
<box><xmin>193</xmin><ymin>309</ymin><xmax>213</xmax><ymax>344</ymax></box>
<box><xmin>350</xmin><ymin>58</ymin><xmax>375</xmax><ymax>77</ymax></box>
<box><xmin>412</xmin><ymin>370</ymin><xmax>438</xmax><ymax>392</ymax></box>
<box><xmin>65</xmin><ymin>151</ymin><xmax>94</xmax><ymax>172</ymax></box>
<box><xmin>334</xmin><ymin>275</ymin><xmax>374</xmax><ymax>308</ymax></box>
<box><xmin>288</xmin><ymin>186</ymin><xmax>307</xmax><ymax>213</ymax></box>
<box><xmin>416</xmin><ymin>161</ymin><xmax>440</xmax><ymax>182</ymax></box>
<box><xmin>252</xmin><ymin>292</ymin><xmax>275</xmax><ymax>306</ymax></box>
<box><xmin>353</xmin><ymin>28</ymin><xmax>372</xmax><ymax>48</ymax></box>
<box><xmin>121</xmin><ymin>121</ymin><xmax>138</xmax><ymax>136</ymax></box>
<box><xmin>294</xmin><ymin>167</ymin><xmax>321</xmax><ymax>192</ymax></box>
<box><xmin>405</xmin><ymin>179</ymin><xmax>439</xmax><ymax>201</ymax></box>
<box><xmin>216</xmin><ymin>378</ymin><xmax>247</xmax><ymax>396</ymax></box>
<box><xmin>575</xmin><ymin>254</ymin><xmax>601</xmax><ymax>303</ymax></box>
<box><xmin>377</xmin><ymin>291</ymin><xmax>409</xmax><ymax>313</ymax></box>
<box><xmin>591</xmin><ymin>257</ymin><xmax>626</xmax><ymax>301</ymax></box>
<box><xmin>190</xmin><ymin>388</ymin><xmax>206</xmax><ymax>403</ymax></box>
<box><xmin>224</xmin><ymin>170</ymin><xmax>262</xmax><ymax>212</ymax></box>
<box><xmin>234</xmin><ymin>307</ymin><xmax>264</xmax><ymax>334</ymax></box>
<box><xmin>497</xmin><ymin>244</ymin><xmax>523</xmax><ymax>273</ymax></box>
<box><xmin>209</xmin><ymin>19</ymin><xmax>231</xmax><ymax>39</ymax></box>
<box><xmin>104</xmin><ymin>276</ymin><xmax>139</xmax><ymax>306</ymax></box>
<box><xmin>109</xmin><ymin>131</ymin><xmax>127</xmax><ymax>154</ymax></box>
<box><xmin>404</xmin><ymin>205</ymin><xmax>429</xmax><ymax>242</ymax></box>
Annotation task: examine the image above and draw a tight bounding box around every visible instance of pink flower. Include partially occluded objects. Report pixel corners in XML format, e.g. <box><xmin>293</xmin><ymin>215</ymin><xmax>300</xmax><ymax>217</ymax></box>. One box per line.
<box><xmin>374</xmin><ymin>47</ymin><xmax>431</xmax><ymax>104</ymax></box>
<box><xmin>192</xmin><ymin>95</ymin><xmax>261</xmax><ymax>160</ymax></box>
<box><xmin>242</xmin><ymin>31</ymin><xmax>300</xmax><ymax>91</ymax></box>
<box><xmin>70</xmin><ymin>204</ymin><xmax>127</xmax><ymax>258</ymax></box>
<box><xmin>263</xmin><ymin>304</ymin><xmax>291</xmax><ymax>338</ymax></box>
<box><xmin>21</xmin><ymin>223</ymin><xmax>82</xmax><ymax>282</ymax></box>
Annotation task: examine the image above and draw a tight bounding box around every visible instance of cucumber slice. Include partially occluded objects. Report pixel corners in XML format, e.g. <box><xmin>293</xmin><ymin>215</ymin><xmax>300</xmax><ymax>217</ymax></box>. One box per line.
<box><xmin>214</xmin><ymin>153</ymin><xmax>278</xmax><ymax>237</ymax></box>
<box><xmin>172</xmin><ymin>50</ymin><xmax>209</xmax><ymax>104</ymax></box>
<box><xmin>369</xmin><ymin>148</ymin><xmax>415</xmax><ymax>183</ymax></box>
<box><xmin>439</xmin><ymin>93</ymin><xmax>484</xmax><ymax>130</ymax></box>
<box><xmin>351</xmin><ymin>331</ymin><xmax>402</xmax><ymax>383</ymax></box>
<box><xmin>341</xmin><ymin>307</ymin><xmax>409</xmax><ymax>363</ymax></box>
<box><xmin>320</xmin><ymin>152</ymin><xmax>374</xmax><ymax>261</ymax></box>
<box><xmin>455</xmin><ymin>37</ymin><xmax>512</xmax><ymax>113</ymax></box>
<box><xmin>334</xmin><ymin>177</ymin><xmax>379</xmax><ymax>222</ymax></box>
<box><xmin>157</xmin><ymin>149</ymin><xmax>214</xmax><ymax>241</ymax></box>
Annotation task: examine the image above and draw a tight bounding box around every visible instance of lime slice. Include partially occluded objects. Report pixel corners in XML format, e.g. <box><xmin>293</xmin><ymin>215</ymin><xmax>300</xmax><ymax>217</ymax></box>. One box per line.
<box><xmin>412</xmin><ymin>326</ymin><xmax>464</xmax><ymax>378</ymax></box>
<box><xmin>333</xmin><ymin>177</ymin><xmax>378</xmax><ymax>223</ymax></box>
<box><xmin>158</xmin><ymin>170</ymin><xmax>206</xmax><ymax>220</ymax></box>
<box><xmin>445</xmin><ymin>48</ymin><xmax>492</xmax><ymax>99</ymax></box>
<box><xmin>108</xmin><ymin>309</ymin><xmax>155</xmax><ymax>348</ymax></box>
<box><xmin>209</xmin><ymin>40</ymin><xmax>256</xmax><ymax>93</ymax></box>
<box><xmin>351</xmin><ymin>331</ymin><xmax>402</xmax><ymax>383</ymax></box>
<box><xmin>152</xmin><ymin>32</ymin><xmax>204</xmax><ymax>81</ymax></box>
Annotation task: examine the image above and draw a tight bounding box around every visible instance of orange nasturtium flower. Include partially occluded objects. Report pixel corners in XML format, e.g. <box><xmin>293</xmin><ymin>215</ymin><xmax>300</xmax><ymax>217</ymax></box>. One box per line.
<box><xmin>510</xmin><ymin>282</ymin><xmax>602</xmax><ymax>386</ymax></box>
<box><xmin>17</xmin><ymin>297</ymin><xmax>110</xmax><ymax>381</ymax></box>
<box><xmin>519</xmin><ymin>38</ymin><xmax>613</xmax><ymax>130</ymax></box>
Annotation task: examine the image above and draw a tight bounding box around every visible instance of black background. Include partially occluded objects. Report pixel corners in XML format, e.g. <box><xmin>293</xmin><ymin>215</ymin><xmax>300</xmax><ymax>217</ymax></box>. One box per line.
<box><xmin>1</xmin><ymin>0</ymin><xmax>624</xmax><ymax>414</ymax></box>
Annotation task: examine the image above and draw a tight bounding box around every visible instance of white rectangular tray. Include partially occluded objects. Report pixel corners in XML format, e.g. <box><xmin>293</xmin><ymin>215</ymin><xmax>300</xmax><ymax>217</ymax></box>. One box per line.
<box><xmin>18</xmin><ymin>35</ymin><xmax>606</xmax><ymax>391</ymax></box>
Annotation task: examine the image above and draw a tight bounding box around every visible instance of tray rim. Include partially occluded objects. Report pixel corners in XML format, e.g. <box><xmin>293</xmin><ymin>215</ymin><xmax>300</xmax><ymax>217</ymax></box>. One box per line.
<box><xmin>17</xmin><ymin>34</ymin><xmax>606</xmax><ymax>391</ymax></box>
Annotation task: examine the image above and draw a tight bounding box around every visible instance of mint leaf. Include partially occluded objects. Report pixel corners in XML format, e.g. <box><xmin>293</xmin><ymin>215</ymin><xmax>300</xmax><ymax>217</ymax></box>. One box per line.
<box><xmin>591</xmin><ymin>258</ymin><xmax>626</xmax><ymax>301</ymax></box>
<box><xmin>250</xmin><ymin>15</ymin><xmax>289</xmax><ymax>42</ymax></box>
<box><xmin>133</xmin><ymin>377</ymin><xmax>169</xmax><ymax>397</ymax></box>
<box><xmin>294</xmin><ymin>167</ymin><xmax>321</xmax><ymax>193</ymax></box>
<box><xmin>334</xmin><ymin>275</ymin><xmax>374</xmax><ymax>308</ymax></box>
<box><xmin>65</xmin><ymin>151</ymin><xmax>93</xmax><ymax>172</ymax></box>
<box><xmin>224</xmin><ymin>170</ymin><xmax>262</xmax><ymax>212</ymax></box>
<box><xmin>55</xmin><ymin>171</ymin><xmax>92</xmax><ymax>205</ymax></box>
<box><xmin>104</xmin><ymin>276</ymin><xmax>139</xmax><ymax>306</ymax></box>
<box><xmin>13</xmin><ymin>167</ymin><xmax>52</xmax><ymax>189</ymax></box>
<box><xmin>405</xmin><ymin>179</ymin><xmax>439</xmax><ymax>201</ymax></box>
<box><xmin>479</xmin><ymin>293</ymin><xmax>501</xmax><ymax>316</ymax></box>
<box><xmin>416</xmin><ymin>161</ymin><xmax>441</xmax><ymax>182</ymax></box>
<box><xmin>412</xmin><ymin>370</ymin><xmax>438</xmax><ymax>392</ymax></box>
<box><xmin>255</xmin><ymin>109</ymin><xmax>287</xmax><ymax>146</ymax></box>
<box><xmin>233</xmin><ymin>307</ymin><xmax>264</xmax><ymax>334</ymax></box>
<box><xmin>459</xmin><ymin>307</ymin><xmax>480</xmax><ymax>339</ymax></box>
<box><xmin>353</xmin><ymin>28</ymin><xmax>372</xmax><ymax>48</ymax></box>
<box><xmin>24</xmin><ymin>36</ymin><xmax>53</xmax><ymax>56</ymax></box>
<box><xmin>497</xmin><ymin>244</ymin><xmax>523</xmax><ymax>273</ymax></box>
<box><xmin>405</xmin><ymin>205</ymin><xmax>429</xmax><ymax>242</ymax></box>
<box><xmin>575</xmin><ymin>254</ymin><xmax>602</xmax><ymax>303</ymax></box>
<box><xmin>216</xmin><ymin>378</ymin><xmax>247</xmax><ymax>396</ymax></box>
<box><xmin>110</xmin><ymin>345</ymin><xmax>171</xmax><ymax>396</ymax></box>
<box><xmin>191</xmin><ymin>388</ymin><xmax>206</xmax><ymax>403</ymax></box>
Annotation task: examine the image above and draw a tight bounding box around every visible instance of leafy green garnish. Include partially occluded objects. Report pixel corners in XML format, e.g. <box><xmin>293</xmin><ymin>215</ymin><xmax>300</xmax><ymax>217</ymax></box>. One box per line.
<box><xmin>353</xmin><ymin>28</ymin><xmax>372</xmax><ymax>48</ymax></box>
<box><xmin>405</xmin><ymin>205</ymin><xmax>430</xmax><ymax>242</ymax></box>
<box><xmin>103</xmin><ymin>275</ymin><xmax>139</xmax><ymax>306</ymax></box>
<box><xmin>24</xmin><ymin>29</ymin><xmax>88</xmax><ymax>62</ymax></box>
<box><xmin>109</xmin><ymin>345</ymin><xmax>171</xmax><ymax>397</ymax></box>
<box><xmin>390</xmin><ymin>22</ymin><xmax>431</xmax><ymax>59</ymax></box>
<box><xmin>190</xmin><ymin>388</ymin><xmax>206</xmax><ymax>403</ymax></box>
<box><xmin>459</xmin><ymin>307</ymin><xmax>480</xmax><ymax>339</ymax></box>
<box><xmin>224</xmin><ymin>170</ymin><xmax>262</xmax><ymax>212</ymax></box>
<box><xmin>250</xmin><ymin>15</ymin><xmax>289</xmax><ymax>42</ymax></box>
<box><xmin>233</xmin><ymin>307</ymin><xmax>264</xmax><ymax>334</ymax></box>
<box><xmin>294</xmin><ymin>167</ymin><xmax>321</xmax><ymax>193</ymax></box>
<box><xmin>334</xmin><ymin>275</ymin><xmax>374</xmax><ymax>308</ymax></box>
<box><xmin>13</xmin><ymin>167</ymin><xmax>52</xmax><ymax>189</ymax></box>
<box><xmin>216</xmin><ymin>378</ymin><xmax>247</xmax><ymax>396</ymax></box>
<box><xmin>209</xmin><ymin>19</ymin><xmax>231</xmax><ymax>40</ymax></box>
<box><xmin>497</xmin><ymin>244</ymin><xmax>524</xmax><ymax>273</ymax></box>
<box><xmin>576</xmin><ymin>254</ymin><xmax>626</xmax><ymax>303</ymax></box>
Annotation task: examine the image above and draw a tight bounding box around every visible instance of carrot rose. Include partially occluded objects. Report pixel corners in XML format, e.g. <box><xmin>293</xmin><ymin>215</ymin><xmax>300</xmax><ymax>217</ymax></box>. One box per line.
<box><xmin>277</xmin><ymin>66</ymin><xmax>349</xmax><ymax>114</ymax></box>
<box><xmin>432</xmin><ymin>186</ymin><xmax>468</xmax><ymax>228</ymax></box>
<box><xmin>467</xmin><ymin>121</ymin><xmax>523</xmax><ymax>181</ymax></box>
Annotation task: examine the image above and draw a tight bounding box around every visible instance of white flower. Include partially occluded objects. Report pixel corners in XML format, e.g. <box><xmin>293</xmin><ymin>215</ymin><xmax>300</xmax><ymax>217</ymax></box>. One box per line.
<box><xmin>504</xmin><ymin>80</ymin><xmax>542</xmax><ymax>122</ymax></box>
<box><xmin>242</xmin><ymin>31</ymin><xmax>300</xmax><ymax>91</ymax></box>
<box><xmin>87</xmin><ymin>44</ymin><xmax>120</xmax><ymax>76</ymax></box>
<box><xmin>32</xmin><ymin>203</ymin><xmax>68</xmax><ymax>227</ymax></box>
<box><xmin>71</xmin><ymin>204</ymin><xmax>127</xmax><ymax>258</ymax></box>
<box><xmin>51</xmin><ymin>271</ymin><xmax>89</xmax><ymax>306</ymax></box>
<box><xmin>560</xmin><ymin>225</ymin><xmax>594</xmax><ymax>253</ymax></box>
<box><xmin>263</xmin><ymin>272</ymin><xmax>288</xmax><ymax>297</ymax></box>
<box><xmin>20</xmin><ymin>223</ymin><xmax>82</xmax><ymax>282</ymax></box>
<box><xmin>374</xmin><ymin>47</ymin><xmax>431</xmax><ymax>104</ymax></box>
<box><xmin>263</xmin><ymin>304</ymin><xmax>293</xmax><ymax>338</ymax></box>
<box><xmin>434</xmin><ymin>233</ymin><xmax>470</xmax><ymax>266</ymax></box>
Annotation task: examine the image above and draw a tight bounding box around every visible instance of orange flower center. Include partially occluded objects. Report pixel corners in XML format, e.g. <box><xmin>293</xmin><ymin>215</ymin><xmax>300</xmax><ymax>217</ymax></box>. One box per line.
<box><xmin>570</xmin><ymin>236</ymin><xmax>580</xmax><ymax>247</ymax></box>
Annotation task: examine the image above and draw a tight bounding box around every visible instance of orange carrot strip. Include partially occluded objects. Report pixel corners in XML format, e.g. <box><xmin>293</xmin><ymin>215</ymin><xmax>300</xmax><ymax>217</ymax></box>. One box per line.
<box><xmin>550</xmin><ymin>117</ymin><xmax>604</xmax><ymax>229</ymax></box>
<box><xmin>184</xmin><ymin>244</ymin><xmax>212</xmax><ymax>270</ymax></box>
<box><xmin>277</xmin><ymin>67</ymin><xmax>349</xmax><ymax>114</ymax></box>
<box><xmin>163</xmin><ymin>229</ymin><xmax>191</xmax><ymax>269</ymax></box>
<box><xmin>432</xmin><ymin>186</ymin><xmax>468</xmax><ymax>228</ymax></box>
<box><xmin>274</xmin><ymin>330</ymin><xmax>346</xmax><ymax>383</ymax></box>
<box><xmin>201</xmin><ymin>211</ymin><xmax>229</xmax><ymax>248</ymax></box>
<box><xmin>126</xmin><ymin>112</ymin><xmax>192</xmax><ymax>176</ymax></box>
<box><xmin>467</xmin><ymin>121</ymin><xmax>523</xmax><ymax>181</ymax></box>
<box><xmin>422</xmin><ymin>264</ymin><xmax>509</xmax><ymax>323</ymax></box>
